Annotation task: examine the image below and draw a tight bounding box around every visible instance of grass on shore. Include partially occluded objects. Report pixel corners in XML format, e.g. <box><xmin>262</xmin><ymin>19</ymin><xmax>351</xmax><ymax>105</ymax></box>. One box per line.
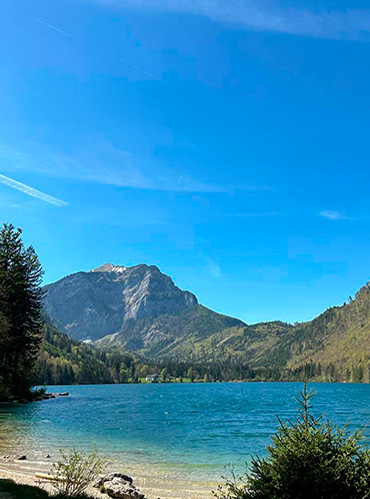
<box><xmin>0</xmin><ymin>479</ymin><xmax>93</xmax><ymax>499</ymax></box>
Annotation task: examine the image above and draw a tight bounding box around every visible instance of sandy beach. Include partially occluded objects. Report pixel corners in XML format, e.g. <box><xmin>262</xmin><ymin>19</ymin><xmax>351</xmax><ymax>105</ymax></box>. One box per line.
<box><xmin>0</xmin><ymin>451</ymin><xmax>215</xmax><ymax>499</ymax></box>
<box><xmin>0</xmin><ymin>467</ymin><xmax>105</xmax><ymax>498</ymax></box>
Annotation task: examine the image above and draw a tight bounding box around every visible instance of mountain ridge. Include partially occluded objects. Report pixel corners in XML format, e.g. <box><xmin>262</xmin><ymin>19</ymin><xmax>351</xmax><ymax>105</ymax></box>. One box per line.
<box><xmin>43</xmin><ymin>263</ymin><xmax>199</xmax><ymax>341</ymax></box>
<box><xmin>43</xmin><ymin>262</ymin><xmax>370</xmax><ymax>381</ymax></box>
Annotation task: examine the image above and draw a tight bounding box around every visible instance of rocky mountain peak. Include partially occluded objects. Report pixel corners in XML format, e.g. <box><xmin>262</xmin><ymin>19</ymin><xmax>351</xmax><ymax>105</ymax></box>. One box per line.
<box><xmin>91</xmin><ymin>263</ymin><xmax>127</xmax><ymax>273</ymax></box>
<box><xmin>43</xmin><ymin>263</ymin><xmax>198</xmax><ymax>341</ymax></box>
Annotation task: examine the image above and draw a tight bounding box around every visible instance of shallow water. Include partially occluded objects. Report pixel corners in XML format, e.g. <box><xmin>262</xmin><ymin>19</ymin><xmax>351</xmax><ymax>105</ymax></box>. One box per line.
<box><xmin>1</xmin><ymin>382</ymin><xmax>370</xmax><ymax>498</ymax></box>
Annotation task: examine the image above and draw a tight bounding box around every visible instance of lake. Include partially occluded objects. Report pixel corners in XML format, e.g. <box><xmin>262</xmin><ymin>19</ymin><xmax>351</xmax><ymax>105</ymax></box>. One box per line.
<box><xmin>1</xmin><ymin>382</ymin><xmax>370</xmax><ymax>498</ymax></box>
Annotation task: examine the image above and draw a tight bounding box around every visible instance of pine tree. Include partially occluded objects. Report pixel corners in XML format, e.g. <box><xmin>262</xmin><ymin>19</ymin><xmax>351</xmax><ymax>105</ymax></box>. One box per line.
<box><xmin>0</xmin><ymin>224</ymin><xmax>44</xmax><ymax>397</ymax></box>
<box><xmin>215</xmin><ymin>384</ymin><xmax>370</xmax><ymax>499</ymax></box>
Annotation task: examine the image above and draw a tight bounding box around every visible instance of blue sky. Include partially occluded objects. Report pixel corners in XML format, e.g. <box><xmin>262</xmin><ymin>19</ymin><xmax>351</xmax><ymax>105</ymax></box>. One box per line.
<box><xmin>1</xmin><ymin>0</ymin><xmax>370</xmax><ymax>324</ymax></box>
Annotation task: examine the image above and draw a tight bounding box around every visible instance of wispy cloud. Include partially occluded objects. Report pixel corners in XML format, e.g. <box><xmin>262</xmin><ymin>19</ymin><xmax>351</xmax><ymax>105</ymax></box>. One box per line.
<box><xmin>228</xmin><ymin>211</ymin><xmax>280</xmax><ymax>218</ymax></box>
<box><xmin>0</xmin><ymin>174</ymin><xmax>68</xmax><ymax>207</ymax></box>
<box><xmin>319</xmin><ymin>210</ymin><xmax>351</xmax><ymax>221</ymax></box>
<box><xmin>205</xmin><ymin>257</ymin><xmax>221</xmax><ymax>279</ymax></box>
<box><xmin>86</xmin><ymin>0</ymin><xmax>370</xmax><ymax>41</ymax></box>
<box><xmin>0</xmin><ymin>142</ymin><xmax>267</xmax><ymax>194</ymax></box>
<box><xmin>30</xmin><ymin>16</ymin><xmax>163</xmax><ymax>81</ymax></box>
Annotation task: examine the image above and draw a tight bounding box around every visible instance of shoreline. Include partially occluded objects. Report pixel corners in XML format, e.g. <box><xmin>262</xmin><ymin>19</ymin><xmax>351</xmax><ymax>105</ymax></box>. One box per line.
<box><xmin>0</xmin><ymin>391</ymin><xmax>70</xmax><ymax>405</ymax></box>
<box><xmin>0</xmin><ymin>463</ymin><xmax>105</xmax><ymax>498</ymax></box>
<box><xmin>0</xmin><ymin>451</ymin><xmax>215</xmax><ymax>499</ymax></box>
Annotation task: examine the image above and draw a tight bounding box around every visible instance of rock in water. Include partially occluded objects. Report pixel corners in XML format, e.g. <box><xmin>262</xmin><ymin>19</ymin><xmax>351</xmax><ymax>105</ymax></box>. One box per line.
<box><xmin>16</xmin><ymin>455</ymin><xmax>27</xmax><ymax>460</ymax></box>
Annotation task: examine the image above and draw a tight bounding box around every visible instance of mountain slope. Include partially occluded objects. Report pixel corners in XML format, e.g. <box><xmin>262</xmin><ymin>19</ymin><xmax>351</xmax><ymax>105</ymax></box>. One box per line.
<box><xmin>97</xmin><ymin>281</ymin><xmax>370</xmax><ymax>376</ymax></box>
<box><xmin>99</xmin><ymin>304</ymin><xmax>248</xmax><ymax>358</ymax></box>
<box><xmin>44</xmin><ymin>263</ymin><xmax>370</xmax><ymax>381</ymax></box>
<box><xmin>278</xmin><ymin>283</ymin><xmax>370</xmax><ymax>369</ymax></box>
<box><xmin>43</xmin><ymin>263</ymin><xmax>198</xmax><ymax>341</ymax></box>
<box><xmin>35</xmin><ymin>317</ymin><xmax>137</xmax><ymax>385</ymax></box>
<box><xmin>43</xmin><ymin>263</ymin><xmax>252</xmax><ymax>361</ymax></box>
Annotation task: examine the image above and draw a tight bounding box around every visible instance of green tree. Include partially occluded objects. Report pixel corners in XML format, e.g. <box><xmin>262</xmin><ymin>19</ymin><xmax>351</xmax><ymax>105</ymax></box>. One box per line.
<box><xmin>161</xmin><ymin>367</ymin><xmax>168</xmax><ymax>382</ymax></box>
<box><xmin>0</xmin><ymin>280</ymin><xmax>10</xmax><ymax>398</ymax></box>
<box><xmin>215</xmin><ymin>384</ymin><xmax>370</xmax><ymax>499</ymax></box>
<box><xmin>0</xmin><ymin>224</ymin><xmax>44</xmax><ymax>398</ymax></box>
<box><xmin>187</xmin><ymin>367</ymin><xmax>194</xmax><ymax>382</ymax></box>
<box><xmin>119</xmin><ymin>367</ymin><xmax>129</xmax><ymax>383</ymax></box>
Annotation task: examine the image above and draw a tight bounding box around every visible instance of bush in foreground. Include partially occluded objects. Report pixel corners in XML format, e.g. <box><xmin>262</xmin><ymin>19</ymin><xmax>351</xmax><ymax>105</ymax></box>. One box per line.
<box><xmin>51</xmin><ymin>446</ymin><xmax>107</xmax><ymax>497</ymax></box>
<box><xmin>0</xmin><ymin>479</ymin><xmax>93</xmax><ymax>499</ymax></box>
<box><xmin>215</xmin><ymin>384</ymin><xmax>370</xmax><ymax>499</ymax></box>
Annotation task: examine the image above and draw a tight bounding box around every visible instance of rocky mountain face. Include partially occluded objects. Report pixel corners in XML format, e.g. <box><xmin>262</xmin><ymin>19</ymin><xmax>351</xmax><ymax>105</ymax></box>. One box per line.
<box><xmin>44</xmin><ymin>262</ymin><xmax>370</xmax><ymax>380</ymax></box>
<box><xmin>43</xmin><ymin>263</ymin><xmax>198</xmax><ymax>341</ymax></box>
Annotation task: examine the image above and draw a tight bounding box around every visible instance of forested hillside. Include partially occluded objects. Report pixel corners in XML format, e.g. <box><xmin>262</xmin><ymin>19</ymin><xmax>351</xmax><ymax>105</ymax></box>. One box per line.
<box><xmin>36</xmin><ymin>285</ymin><xmax>370</xmax><ymax>385</ymax></box>
<box><xmin>275</xmin><ymin>283</ymin><xmax>370</xmax><ymax>382</ymax></box>
<box><xmin>43</xmin><ymin>259</ymin><xmax>370</xmax><ymax>384</ymax></box>
<box><xmin>35</xmin><ymin>318</ymin><xmax>136</xmax><ymax>385</ymax></box>
<box><xmin>35</xmin><ymin>318</ymin><xmax>267</xmax><ymax>384</ymax></box>
<box><xmin>100</xmin><ymin>282</ymin><xmax>370</xmax><ymax>383</ymax></box>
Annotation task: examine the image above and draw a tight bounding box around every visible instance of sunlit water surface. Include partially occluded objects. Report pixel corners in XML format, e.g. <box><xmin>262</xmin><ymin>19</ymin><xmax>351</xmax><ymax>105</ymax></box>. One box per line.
<box><xmin>1</xmin><ymin>383</ymin><xmax>370</xmax><ymax>498</ymax></box>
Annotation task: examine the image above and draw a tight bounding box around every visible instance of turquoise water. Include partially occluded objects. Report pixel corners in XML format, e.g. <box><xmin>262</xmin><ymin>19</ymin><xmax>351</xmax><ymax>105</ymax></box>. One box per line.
<box><xmin>1</xmin><ymin>383</ymin><xmax>370</xmax><ymax>497</ymax></box>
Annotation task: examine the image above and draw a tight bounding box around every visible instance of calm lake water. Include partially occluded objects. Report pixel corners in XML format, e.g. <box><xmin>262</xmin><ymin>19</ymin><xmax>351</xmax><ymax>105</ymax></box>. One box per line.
<box><xmin>1</xmin><ymin>382</ymin><xmax>370</xmax><ymax>498</ymax></box>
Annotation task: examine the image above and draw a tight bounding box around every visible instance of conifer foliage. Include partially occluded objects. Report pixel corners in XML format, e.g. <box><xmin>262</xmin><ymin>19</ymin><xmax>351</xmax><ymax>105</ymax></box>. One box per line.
<box><xmin>216</xmin><ymin>384</ymin><xmax>370</xmax><ymax>499</ymax></box>
<box><xmin>0</xmin><ymin>223</ymin><xmax>44</xmax><ymax>398</ymax></box>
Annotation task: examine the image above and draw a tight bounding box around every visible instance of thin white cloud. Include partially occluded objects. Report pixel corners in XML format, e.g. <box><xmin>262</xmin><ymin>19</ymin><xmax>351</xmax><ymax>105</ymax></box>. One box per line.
<box><xmin>85</xmin><ymin>0</ymin><xmax>370</xmax><ymax>41</ymax></box>
<box><xmin>0</xmin><ymin>142</ymin><xmax>268</xmax><ymax>194</ymax></box>
<box><xmin>30</xmin><ymin>16</ymin><xmax>163</xmax><ymax>81</ymax></box>
<box><xmin>229</xmin><ymin>211</ymin><xmax>280</xmax><ymax>218</ymax></box>
<box><xmin>0</xmin><ymin>174</ymin><xmax>68</xmax><ymax>207</ymax></box>
<box><xmin>319</xmin><ymin>210</ymin><xmax>350</xmax><ymax>221</ymax></box>
<box><xmin>205</xmin><ymin>257</ymin><xmax>221</xmax><ymax>279</ymax></box>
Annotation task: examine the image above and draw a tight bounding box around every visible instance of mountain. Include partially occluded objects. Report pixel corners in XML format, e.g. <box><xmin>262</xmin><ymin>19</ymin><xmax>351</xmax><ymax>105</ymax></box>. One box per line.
<box><xmin>195</xmin><ymin>280</ymin><xmax>370</xmax><ymax>377</ymax></box>
<box><xmin>43</xmin><ymin>263</ymin><xmax>198</xmax><ymax>341</ymax></box>
<box><xmin>44</xmin><ymin>263</ymin><xmax>370</xmax><ymax>382</ymax></box>
<box><xmin>272</xmin><ymin>283</ymin><xmax>370</xmax><ymax>372</ymax></box>
<box><xmin>44</xmin><ymin>263</ymin><xmax>254</xmax><ymax>361</ymax></box>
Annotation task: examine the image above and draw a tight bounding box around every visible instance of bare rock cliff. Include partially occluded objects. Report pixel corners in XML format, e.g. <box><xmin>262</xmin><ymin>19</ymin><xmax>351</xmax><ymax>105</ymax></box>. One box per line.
<box><xmin>43</xmin><ymin>263</ymin><xmax>198</xmax><ymax>341</ymax></box>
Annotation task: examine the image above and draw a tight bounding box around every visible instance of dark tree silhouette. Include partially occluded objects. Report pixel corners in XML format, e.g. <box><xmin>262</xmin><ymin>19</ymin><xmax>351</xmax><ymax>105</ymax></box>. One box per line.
<box><xmin>0</xmin><ymin>223</ymin><xmax>44</xmax><ymax>398</ymax></box>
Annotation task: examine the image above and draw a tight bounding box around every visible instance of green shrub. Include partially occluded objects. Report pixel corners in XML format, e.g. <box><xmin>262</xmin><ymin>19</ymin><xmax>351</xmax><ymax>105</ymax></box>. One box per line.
<box><xmin>215</xmin><ymin>384</ymin><xmax>370</xmax><ymax>499</ymax></box>
<box><xmin>50</xmin><ymin>446</ymin><xmax>107</xmax><ymax>497</ymax></box>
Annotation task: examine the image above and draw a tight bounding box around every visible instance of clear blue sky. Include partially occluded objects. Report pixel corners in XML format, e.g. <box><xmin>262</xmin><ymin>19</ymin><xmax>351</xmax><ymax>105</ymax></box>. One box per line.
<box><xmin>1</xmin><ymin>0</ymin><xmax>370</xmax><ymax>324</ymax></box>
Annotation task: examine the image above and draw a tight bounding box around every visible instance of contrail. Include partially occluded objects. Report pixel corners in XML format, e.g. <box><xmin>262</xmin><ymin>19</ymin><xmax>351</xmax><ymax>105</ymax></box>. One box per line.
<box><xmin>0</xmin><ymin>174</ymin><xmax>68</xmax><ymax>207</ymax></box>
<box><xmin>31</xmin><ymin>16</ymin><xmax>78</xmax><ymax>39</ymax></box>
<box><xmin>30</xmin><ymin>16</ymin><xmax>163</xmax><ymax>82</ymax></box>
<box><xmin>177</xmin><ymin>174</ymin><xmax>183</xmax><ymax>186</ymax></box>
